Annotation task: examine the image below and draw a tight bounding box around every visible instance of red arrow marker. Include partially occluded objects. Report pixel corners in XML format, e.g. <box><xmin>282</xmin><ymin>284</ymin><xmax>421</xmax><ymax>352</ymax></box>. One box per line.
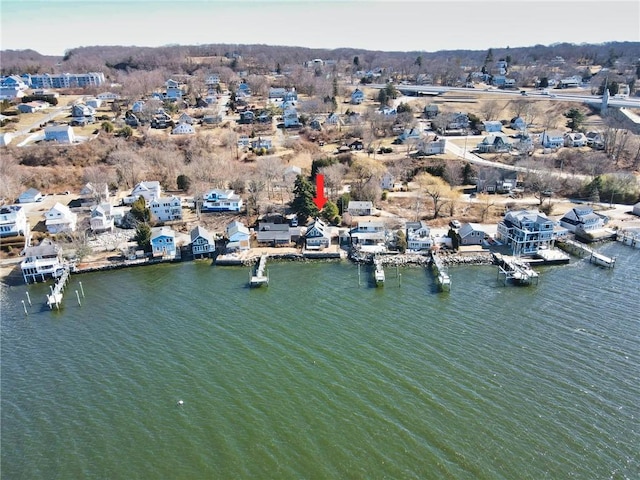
<box><xmin>313</xmin><ymin>174</ymin><xmax>327</xmax><ymax>210</ymax></box>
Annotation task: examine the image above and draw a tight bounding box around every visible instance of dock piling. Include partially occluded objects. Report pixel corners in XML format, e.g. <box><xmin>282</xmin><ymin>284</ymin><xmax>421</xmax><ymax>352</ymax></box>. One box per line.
<box><xmin>25</xmin><ymin>291</ymin><xmax>31</xmax><ymax>306</ymax></box>
<box><xmin>22</xmin><ymin>300</ymin><xmax>28</xmax><ymax>315</ymax></box>
<box><xmin>75</xmin><ymin>290</ymin><xmax>81</xmax><ymax>306</ymax></box>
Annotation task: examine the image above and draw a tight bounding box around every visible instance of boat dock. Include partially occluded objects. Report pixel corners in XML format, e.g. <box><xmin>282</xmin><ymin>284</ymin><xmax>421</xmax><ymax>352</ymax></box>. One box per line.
<box><xmin>558</xmin><ymin>239</ymin><xmax>616</xmax><ymax>268</ymax></box>
<box><xmin>249</xmin><ymin>254</ymin><xmax>269</xmax><ymax>287</ymax></box>
<box><xmin>616</xmin><ymin>229</ymin><xmax>640</xmax><ymax>249</ymax></box>
<box><xmin>431</xmin><ymin>252</ymin><xmax>451</xmax><ymax>292</ymax></box>
<box><xmin>46</xmin><ymin>266</ymin><xmax>70</xmax><ymax>309</ymax></box>
<box><xmin>494</xmin><ymin>254</ymin><xmax>539</xmax><ymax>286</ymax></box>
<box><xmin>373</xmin><ymin>257</ymin><xmax>385</xmax><ymax>286</ymax></box>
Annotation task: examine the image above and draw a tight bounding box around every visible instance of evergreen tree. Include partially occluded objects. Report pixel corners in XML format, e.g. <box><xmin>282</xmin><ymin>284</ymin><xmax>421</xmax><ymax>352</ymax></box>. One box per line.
<box><xmin>462</xmin><ymin>163</ymin><xmax>476</xmax><ymax>185</ymax></box>
<box><xmin>321</xmin><ymin>200</ymin><xmax>339</xmax><ymax>224</ymax></box>
<box><xmin>290</xmin><ymin>175</ymin><xmax>319</xmax><ymax>223</ymax></box>
<box><xmin>134</xmin><ymin>223</ymin><xmax>152</xmax><ymax>252</ymax></box>
<box><xmin>130</xmin><ymin>197</ymin><xmax>150</xmax><ymax>223</ymax></box>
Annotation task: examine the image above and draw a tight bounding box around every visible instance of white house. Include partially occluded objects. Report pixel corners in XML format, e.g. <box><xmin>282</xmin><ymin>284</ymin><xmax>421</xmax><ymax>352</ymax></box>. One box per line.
<box><xmin>97</xmin><ymin>92</ymin><xmax>120</xmax><ymax>101</ymax></box>
<box><xmin>406</xmin><ymin>221</ymin><xmax>432</xmax><ymax>251</ymax></box>
<box><xmin>347</xmin><ymin>201</ymin><xmax>375</xmax><ymax>216</ymax></box>
<box><xmin>459</xmin><ymin>223</ymin><xmax>485</xmax><ymax>246</ymax></box>
<box><xmin>305</xmin><ymin>217</ymin><xmax>331</xmax><ymax>250</ymax></box>
<box><xmin>564</xmin><ymin>132</ymin><xmax>586</xmax><ymax>147</ymax></box>
<box><xmin>483</xmin><ymin>121</ymin><xmax>503</xmax><ymax>133</ymax></box>
<box><xmin>540</xmin><ymin>130</ymin><xmax>565</xmax><ymax>149</ymax></box>
<box><xmin>225</xmin><ymin>220</ymin><xmax>251</xmax><ymax>251</ymax></box>
<box><xmin>90</xmin><ymin>203</ymin><xmax>115</xmax><ymax>233</ymax></box>
<box><xmin>150</xmin><ymin>196</ymin><xmax>183</xmax><ymax>222</ymax></box>
<box><xmin>496</xmin><ymin>209</ymin><xmax>555</xmax><ymax>256</ymax></box>
<box><xmin>172</xmin><ymin>122</ymin><xmax>195</xmax><ymax>135</ymax></box>
<box><xmin>127</xmin><ymin>181</ymin><xmax>161</xmax><ymax>204</ymax></box>
<box><xmin>20</xmin><ymin>239</ymin><xmax>64</xmax><ymax>283</ymax></box>
<box><xmin>150</xmin><ymin>226</ymin><xmax>177</xmax><ymax>259</ymax></box>
<box><xmin>191</xmin><ymin>225</ymin><xmax>216</xmax><ymax>258</ymax></box>
<box><xmin>417</xmin><ymin>137</ymin><xmax>446</xmax><ymax>155</ymax></box>
<box><xmin>559</xmin><ymin>207</ymin><xmax>607</xmax><ymax>233</ymax></box>
<box><xmin>45</xmin><ymin>202</ymin><xmax>78</xmax><ymax>234</ymax></box>
<box><xmin>44</xmin><ymin>125</ymin><xmax>75</xmax><ymax>144</ymax></box>
<box><xmin>18</xmin><ymin>187</ymin><xmax>43</xmax><ymax>203</ymax></box>
<box><xmin>201</xmin><ymin>189</ymin><xmax>243</xmax><ymax>212</ymax></box>
<box><xmin>350</xmin><ymin>221</ymin><xmax>387</xmax><ymax>251</ymax></box>
<box><xmin>0</xmin><ymin>204</ymin><xmax>28</xmax><ymax>238</ymax></box>
<box><xmin>80</xmin><ymin>182</ymin><xmax>109</xmax><ymax>204</ymax></box>
<box><xmin>633</xmin><ymin>202</ymin><xmax>640</xmax><ymax>217</ymax></box>
<box><xmin>283</xmin><ymin>107</ymin><xmax>300</xmax><ymax>127</ymax></box>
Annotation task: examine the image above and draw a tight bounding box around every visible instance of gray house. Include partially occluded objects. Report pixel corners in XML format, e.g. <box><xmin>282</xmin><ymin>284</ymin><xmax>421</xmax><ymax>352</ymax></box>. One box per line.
<box><xmin>44</xmin><ymin>125</ymin><xmax>75</xmax><ymax>143</ymax></box>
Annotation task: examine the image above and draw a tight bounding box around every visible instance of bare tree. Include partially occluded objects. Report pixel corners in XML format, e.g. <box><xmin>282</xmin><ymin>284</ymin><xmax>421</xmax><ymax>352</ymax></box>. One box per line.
<box><xmin>415</xmin><ymin>172</ymin><xmax>451</xmax><ymax>219</ymax></box>
<box><xmin>476</xmin><ymin>193</ymin><xmax>496</xmax><ymax>222</ymax></box>
<box><xmin>256</xmin><ymin>156</ymin><xmax>284</xmax><ymax>200</ymax></box>
<box><xmin>480</xmin><ymin>99</ymin><xmax>504</xmax><ymax>121</ymax></box>
<box><xmin>319</xmin><ymin>163</ymin><xmax>348</xmax><ymax>198</ymax></box>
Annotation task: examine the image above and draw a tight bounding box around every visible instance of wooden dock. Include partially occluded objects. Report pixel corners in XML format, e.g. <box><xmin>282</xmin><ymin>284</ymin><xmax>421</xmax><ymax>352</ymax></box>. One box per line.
<box><xmin>431</xmin><ymin>252</ymin><xmax>451</xmax><ymax>292</ymax></box>
<box><xmin>46</xmin><ymin>266</ymin><xmax>70</xmax><ymax>309</ymax></box>
<box><xmin>494</xmin><ymin>254</ymin><xmax>539</xmax><ymax>286</ymax></box>
<box><xmin>558</xmin><ymin>239</ymin><xmax>616</xmax><ymax>268</ymax></box>
<box><xmin>249</xmin><ymin>255</ymin><xmax>269</xmax><ymax>287</ymax></box>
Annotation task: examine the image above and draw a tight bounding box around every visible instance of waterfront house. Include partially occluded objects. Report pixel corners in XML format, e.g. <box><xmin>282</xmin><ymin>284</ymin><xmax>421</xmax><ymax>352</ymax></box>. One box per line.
<box><xmin>496</xmin><ymin>209</ymin><xmax>555</xmax><ymax>256</ymax></box>
<box><xmin>18</xmin><ymin>187</ymin><xmax>43</xmax><ymax>204</ymax></box>
<box><xmin>21</xmin><ymin>239</ymin><xmax>64</xmax><ymax>283</ymax></box>
<box><xmin>350</xmin><ymin>88</ymin><xmax>365</xmax><ymax>105</ymax></box>
<box><xmin>350</xmin><ymin>221</ymin><xmax>387</xmax><ymax>251</ymax></box>
<box><xmin>150</xmin><ymin>196</ymin><xmax>183</xmax><ymax>222</ymax></box>
<box><xmin>225</xmin><ymin>221</ymin><xmax>250</xmax><ymax>251</ymax></box>
<box><xmin>201</xmin><ymin>189</ymin><xmax>243</xmax><ymax>212</ymax></box>
<box><xmin>305</xmin><ymin>217</ymin><xmax>331</xmax><ymax>250</ymax></box>
<box><xmin>347</xmin><ymin>201</ymin><xmax>375</xmax><ymax>216</ymax></box>
<box><xmin>406</xmin><ymin>221</ymin><xmax>432</xmax><ymax>251</ymax></box>
<box><xmin>0</xmin><ymin>204</ymin><xmax>28</xmax><ymax>238</ymax></box>
<box><xmin>44</xmin><ymin>125</ymin><xmax>75</xmax><ymax>144</ymax></box>
<box><xmin>45</xmin><ymin>202</ymin><xmax>78</xmax><ymax>234</ymax></box>
<box><xmin>90</xmin><ymin>203</ymin><xmax>115</xmax><ymax>233</ymax></box>
<box><xmin>256</xmin><ymin>222</ymin><xmax>292</xmax><ymax>246</ymax></box>
<box><xmin>559</xmin><ymin>207</ymin><xmax>608</xmax><ymax>234</ymax></box>
<box><xmin>150</xmin><ymin>226</ymin><xmax>176</xmax><ymax>259</ymax></box>
<box><xmin>540</xmin><ymin>130</ymin><xmax>565</xmax><ymax>149</ymax></box>
<box><xmin>459</xmin><ymin>223</ymin><xmax>485</xmax><ymax>246</ymax></box>
<box><xmin>190</xmin><ymin>225</ymin><xmax>216</xmax><ymax>258</ymax></box>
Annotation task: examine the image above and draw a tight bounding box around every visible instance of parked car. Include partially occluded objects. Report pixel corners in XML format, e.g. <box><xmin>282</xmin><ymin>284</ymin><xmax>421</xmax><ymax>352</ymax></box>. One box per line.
<box><xmin>449</xmin><ymin>219</ymin><xmax>461</xmax><ymax>228</ymax></box>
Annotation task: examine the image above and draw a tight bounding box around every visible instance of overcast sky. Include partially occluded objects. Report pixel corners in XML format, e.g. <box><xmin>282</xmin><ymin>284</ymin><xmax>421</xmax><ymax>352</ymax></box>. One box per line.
<box><xmin>1</xmin><ymin>0</ymin><xmax>638</xmax><ymax>56</ymax></box>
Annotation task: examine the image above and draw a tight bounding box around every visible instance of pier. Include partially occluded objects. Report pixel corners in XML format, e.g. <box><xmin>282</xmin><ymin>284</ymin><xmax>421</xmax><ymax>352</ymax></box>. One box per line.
<box><xmin>249</xmin><ymin>254</ymin><xmax>269</xmax><ymax>287</ymax></box>
<box><xmin>431</xmin><ymin>252</ymin><xmax>451</xmax><ymax>292</ymax></box>
<box><xmin>46</xmin><ymin>266</ymin><xmax>70</xmax><ymax>309</ymax></box>
<box><xmin>557</xmin><ymin>239</ymin><xmax>616</xmax><ymax>268</ymax></box>
<box><xmin>494</xmin><ymin>253</ymin><xmax>539</xmax><ymax>286</ymax></box>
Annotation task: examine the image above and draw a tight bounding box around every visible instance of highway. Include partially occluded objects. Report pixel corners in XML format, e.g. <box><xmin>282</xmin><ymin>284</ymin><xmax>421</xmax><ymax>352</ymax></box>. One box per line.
<box><xmin>371</xmin><ymin>83</ymin><xmax>640</xmax><ymax>109</ymax></box>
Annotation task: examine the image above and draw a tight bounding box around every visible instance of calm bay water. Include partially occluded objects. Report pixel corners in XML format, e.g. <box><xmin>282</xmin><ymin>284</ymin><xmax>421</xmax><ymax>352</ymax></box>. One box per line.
<box><xmin>2</xmin><ymin>242</ymin><xmax>639</xmax><ymax>479</ymax></box>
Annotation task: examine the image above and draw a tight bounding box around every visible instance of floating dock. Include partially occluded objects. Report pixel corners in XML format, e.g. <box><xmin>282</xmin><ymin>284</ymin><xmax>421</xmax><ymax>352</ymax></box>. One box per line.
<box><xmin>249</xmin><ymin>254</ymin><xmax>269</xmax><ymax>287</ymax></box>
<box><xmin>46</xmin><ymin>266</ymin><xmax>70</xmax><ymax>309</ymax></box>
<box><xmin>431</xmin><ymin>252</ymin><xmax>451</xmax><ymax>292</ymax></box>
<box><xmin>494</xmin><ymin>254</ymin><xmax>539</xmax><ymax>286</ymax></box>
<box><xmin>557</xmin><ymin>239</ymin><xmax>616</xmax><ymax>268</ymax></box>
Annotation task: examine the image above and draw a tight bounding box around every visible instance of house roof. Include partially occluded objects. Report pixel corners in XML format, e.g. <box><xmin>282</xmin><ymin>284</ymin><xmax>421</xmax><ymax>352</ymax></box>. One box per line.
<box><xmin>23</xmin><ymin>239</ymin><xmax>60</xmax><ymax>257</ymax></box>
<box><xmin>151</xmin><ymin>226</ymin><xmax>175</xmax><ymax>240</ymax></box>
<box><xmin>459</xmin><ymin>222</ymin><xmax>484</xmax><ymax>238</ymax></box>
<box><xmin>191</xmin><ymin>225</ymin><xmax>214</xmax><ymax>243</ymax></box>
